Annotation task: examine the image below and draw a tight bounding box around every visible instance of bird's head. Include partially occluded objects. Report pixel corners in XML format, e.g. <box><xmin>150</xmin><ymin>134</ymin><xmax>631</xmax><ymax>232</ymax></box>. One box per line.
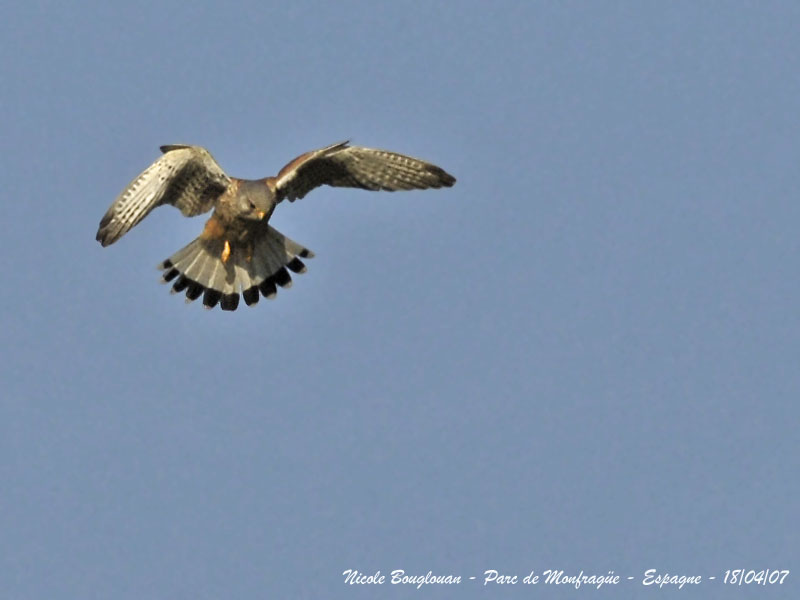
<box><xmin>235</xmin><ymin>180</ymin><xmax>275</xmax><ymax>221</ymax></box>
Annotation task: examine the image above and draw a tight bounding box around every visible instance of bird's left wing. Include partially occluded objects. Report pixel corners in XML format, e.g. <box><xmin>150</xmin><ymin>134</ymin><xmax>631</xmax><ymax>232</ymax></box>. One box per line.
<box><xmin>96</xmin><ymin>145</ymin><xmax>231</xmax><ymax>247</ymax></box>
<box><xmin>271</xmin><ymin>141</ymin><xmax>456</xmax><ymax>203</ymax></box>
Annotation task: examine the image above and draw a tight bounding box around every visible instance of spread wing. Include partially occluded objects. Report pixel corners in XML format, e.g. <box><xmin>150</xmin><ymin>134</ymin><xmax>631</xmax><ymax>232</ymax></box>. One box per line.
<box><xmin>96</xmin><ymin>145</ymin><xmax>231</xmax><ymax>247</ymax></box>
<box><xmin>272</xmin><ymin>141</ymin><xmax>456</xmax><ymax>203</ymax></box>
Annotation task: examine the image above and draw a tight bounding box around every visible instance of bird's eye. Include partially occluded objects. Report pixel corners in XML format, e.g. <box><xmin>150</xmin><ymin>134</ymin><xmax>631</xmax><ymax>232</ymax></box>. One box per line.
<box><xmin>248</xmin><ymin>201</ymin><xmax>255</xmax><ymax>210</ymax></box>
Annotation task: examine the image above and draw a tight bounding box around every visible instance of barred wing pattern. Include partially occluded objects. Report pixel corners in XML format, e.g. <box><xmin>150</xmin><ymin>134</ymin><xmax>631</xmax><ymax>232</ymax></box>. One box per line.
<box><xmin>273</xmin><ymin>141</ymin><xmax>456</xmax><ymax>203</ymax></box>
<box><xmin>96</xmin><ymin>146</ymin><xmax>231</xmax><ymax>247</ymax></box>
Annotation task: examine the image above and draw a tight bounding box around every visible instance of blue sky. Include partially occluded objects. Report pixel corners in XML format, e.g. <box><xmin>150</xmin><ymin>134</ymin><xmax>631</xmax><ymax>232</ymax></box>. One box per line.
<box><xmin>1</xmin><ymin>2</ymin><xmax>798</xmax><ymax>598</ymax></box>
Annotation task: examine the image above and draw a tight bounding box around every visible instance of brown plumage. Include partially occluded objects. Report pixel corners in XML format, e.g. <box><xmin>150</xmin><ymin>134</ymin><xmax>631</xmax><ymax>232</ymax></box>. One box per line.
<box><xmin>96</xmin><ymin>141</ymin><xmax>456</xmax><ymax>311</ymax></box>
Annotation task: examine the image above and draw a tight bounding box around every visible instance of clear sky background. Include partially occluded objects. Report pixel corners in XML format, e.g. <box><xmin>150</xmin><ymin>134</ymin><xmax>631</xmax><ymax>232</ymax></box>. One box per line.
<box><xmin>1</xmin><ymin>2</ymin><xmax>798</xmax><ymax>598</ymax></box>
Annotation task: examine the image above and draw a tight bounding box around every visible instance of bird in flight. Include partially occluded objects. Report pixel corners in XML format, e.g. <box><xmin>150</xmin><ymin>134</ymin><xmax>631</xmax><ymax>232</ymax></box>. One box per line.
<box><xmin>96</xmin><ymin>141</ymin><xmax>456</xmax><ymax>310</ymax></box>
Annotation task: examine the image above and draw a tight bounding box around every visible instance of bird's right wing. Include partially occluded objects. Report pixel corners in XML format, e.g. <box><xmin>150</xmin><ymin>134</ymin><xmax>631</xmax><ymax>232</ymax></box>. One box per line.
<box><xmin>96</xmin><ymin>145</ymin><xmax>231</xmax><ymax>247</ymax></box>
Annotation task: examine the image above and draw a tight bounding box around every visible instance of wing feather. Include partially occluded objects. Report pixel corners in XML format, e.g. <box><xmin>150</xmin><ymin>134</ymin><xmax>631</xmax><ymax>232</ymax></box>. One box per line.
<box><xmin>96</xmin><ymin>146</ymin><xmax>231</xmax><ymax>246</ymax></box>
<box><xmin>273</xmin><ymin>142</ymin><xmax>456</xmax><ymax>203</ymax></box>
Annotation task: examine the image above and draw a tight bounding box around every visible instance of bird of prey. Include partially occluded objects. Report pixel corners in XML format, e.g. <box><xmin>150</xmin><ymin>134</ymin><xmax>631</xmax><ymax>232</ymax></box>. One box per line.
<box><xmin>96</xmin><ymin>141</ymin><xmax>456</xmax><ymax>310</ymax></box>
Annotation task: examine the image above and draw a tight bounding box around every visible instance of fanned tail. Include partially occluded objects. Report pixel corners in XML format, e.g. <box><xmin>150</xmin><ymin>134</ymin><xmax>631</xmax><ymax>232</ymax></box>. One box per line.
<box><xmin>158</xmin><ymin>226</ymin><xmax>313</xmax><ymax>311</ymax></box>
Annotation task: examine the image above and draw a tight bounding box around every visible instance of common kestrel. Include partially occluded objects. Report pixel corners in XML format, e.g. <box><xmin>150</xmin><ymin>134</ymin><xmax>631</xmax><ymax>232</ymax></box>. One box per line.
<box><xmin>96</xmin><ymin>141</ymin><xmax>456</xmax><ymax>310</ymax></box>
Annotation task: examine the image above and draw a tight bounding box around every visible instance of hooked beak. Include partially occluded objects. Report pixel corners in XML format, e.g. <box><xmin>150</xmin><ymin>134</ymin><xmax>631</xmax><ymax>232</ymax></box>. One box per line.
<box><xmin>256</xmin><ymin>210</ymin><xmax>266</xmax><ymax>220</ymax></box>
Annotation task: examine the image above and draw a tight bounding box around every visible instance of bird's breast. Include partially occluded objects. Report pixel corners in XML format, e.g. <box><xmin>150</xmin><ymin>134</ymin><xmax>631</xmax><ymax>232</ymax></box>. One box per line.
<box><xmin>200</xmin><ymin>214</ymin><xmax>227</xmax><ymax>240</ymax></box>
